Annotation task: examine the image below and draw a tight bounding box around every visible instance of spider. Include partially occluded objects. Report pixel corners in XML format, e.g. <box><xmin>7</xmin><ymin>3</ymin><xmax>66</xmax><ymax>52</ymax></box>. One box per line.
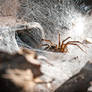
<box><xmin>41</xmin><ymin>33</ymin><xmax>86</xmax><ymax>53</ymax></box>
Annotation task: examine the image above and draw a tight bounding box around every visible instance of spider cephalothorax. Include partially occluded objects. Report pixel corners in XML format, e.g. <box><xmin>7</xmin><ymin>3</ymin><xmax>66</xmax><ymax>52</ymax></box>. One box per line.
<box><xmin>41</xmin><ymin>33</ymin><xmax>86</xmax><ymax>53</ymax></box>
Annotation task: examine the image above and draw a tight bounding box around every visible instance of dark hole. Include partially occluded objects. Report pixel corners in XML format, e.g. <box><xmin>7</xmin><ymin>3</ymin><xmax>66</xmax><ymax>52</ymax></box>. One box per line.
<box><xmin>16</xmin><ymin>28</ymin><xmax>43</xmax><ymax>49</ymax></box>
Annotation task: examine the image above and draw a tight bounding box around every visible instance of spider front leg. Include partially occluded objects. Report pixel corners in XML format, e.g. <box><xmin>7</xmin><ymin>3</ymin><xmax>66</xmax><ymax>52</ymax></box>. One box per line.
<box><xmin>41</xmin><ymin>39</ymin><xmax>57</xmax><ymax>50</ymax></box>
<box><xmin>40</xmin><ymin>44</ymin><xmax>50</xmax><ymax>50</ymax></box>
<box><xmin>59</xmin><ymin>37</ymin><xmax>71</xmax><ymax>53</ymax></box>
<box><xmin>57</xmin><ymin>33</ymin><xmax>71</xmax><ymax>48</ymax></box>
<box><xmin>41</xmin><ymin>39</ymin><xmax>53</xmax><ymax>45</ymax></box>
<box><xmin>40</xmin><ymin>39</ymin><xmax>52</xmax><ymax>50</ymax></box>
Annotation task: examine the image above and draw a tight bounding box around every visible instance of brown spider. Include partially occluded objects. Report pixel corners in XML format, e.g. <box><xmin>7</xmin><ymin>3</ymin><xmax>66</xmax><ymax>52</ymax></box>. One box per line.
<box><xmin>41</xmin><ymin>33</ymin><xmax>86</xmax><ymax>53</ymax></box>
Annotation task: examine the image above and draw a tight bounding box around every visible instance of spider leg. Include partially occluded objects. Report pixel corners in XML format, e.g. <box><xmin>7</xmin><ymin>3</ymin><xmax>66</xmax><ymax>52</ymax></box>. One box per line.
<box><xmin>55</xmin><ymin>44</ymin><xmax>57</xmax><ymax>49</ymax></box>
<box><xmin>40</xmin><ymin>44</ymin><xmax>50</xmax><ymax>47</ymax></box>
<box><xmin>66</xmin><ymin>41</ymin><xmax>87</xmax><ymax>47</ymax></box>
<box><xmin>60</xmin><ymin>37</ymin><xmax>71</xmax><ymax>52</ymax></box>
<box><xmin>39</xmin><ymin>44</ymin><xmax>50</xmax><ymax>49</ymax></box>
<box><xmin>46</xmin><ymin>45</ymin><xmax>53</xmax><ymax>50</ymax></box>
<box><xmin>65</xmin><ymin>42</ymin><xmax>86</xmax><ymax>53</ymax></box>
<box><xmin>62</xmin><ymin>37</ymin><xmax>71</xmax><ymax>43</ymax></box>
<box><xmin>60</xmin><ymin>46</ymin><xmax>68</xmax><ymax>53</ymax></box>
<box><xmin>41</xmin><ymin>44</ymin><xmax>51</xmax><ymax>50</ymax></box>
<box><xmin>58</xmin><ymin>33</ymin><xmax>61</xmax><ymax>48</ymax></box>
<box><xmin>41</xmin><ymin>38</ymin><xmax>58</xmax><ymax>51</ymax></box>
<box><xmin>41</xmin><ymin>44</ymin><xmax>55</xmax><ymax>50</ymax></box>
<box><xmin>41</xmin><ymin>39</ymin><xmax>53</xmax><ymax>45</ymax></box>
<box><xmin>44</xmin><ymin>46</ymin><xmax>51</xmax><ymax>50</ymax></box>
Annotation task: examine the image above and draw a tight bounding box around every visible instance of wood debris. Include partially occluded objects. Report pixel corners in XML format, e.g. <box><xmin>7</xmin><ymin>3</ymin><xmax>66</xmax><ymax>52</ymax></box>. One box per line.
<box><xmin>0</xmin><ymin>48</ymin><xmax>44</xmax><ymax>92</ymax></box>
